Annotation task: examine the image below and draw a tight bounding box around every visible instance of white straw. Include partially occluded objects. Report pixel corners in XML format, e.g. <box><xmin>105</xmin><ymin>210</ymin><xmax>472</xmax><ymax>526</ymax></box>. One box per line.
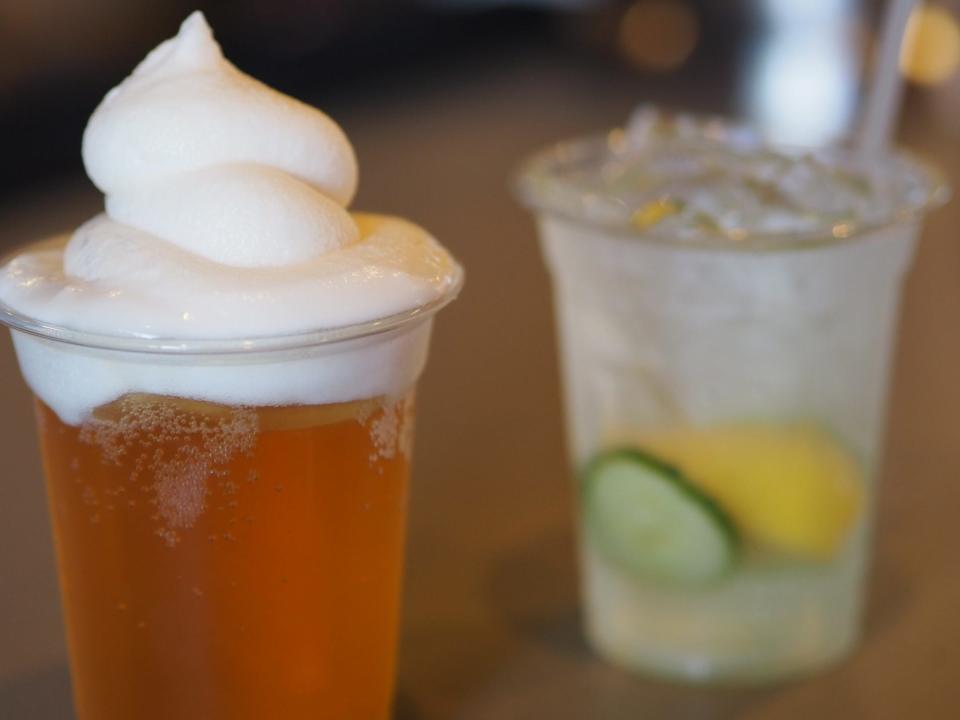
<box><xmin>858</xmin><ymin>0</ymin><xmax>918</xmax><ymax>154</ymax></box>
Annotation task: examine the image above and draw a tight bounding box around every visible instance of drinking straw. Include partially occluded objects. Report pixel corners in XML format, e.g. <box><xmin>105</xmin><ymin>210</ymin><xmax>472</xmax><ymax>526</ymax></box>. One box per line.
<box><xmin>858</xmin><ymin>0</ymin><xmax>918</xmax><ymax>153</ymax></box>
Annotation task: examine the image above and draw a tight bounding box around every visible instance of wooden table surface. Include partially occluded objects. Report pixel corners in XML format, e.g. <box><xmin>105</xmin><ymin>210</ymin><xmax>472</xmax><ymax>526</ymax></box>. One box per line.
<box><xmin>1</xmin><ymin>47</ymin><xmax>958</xmax><ymax>719</ymax></box>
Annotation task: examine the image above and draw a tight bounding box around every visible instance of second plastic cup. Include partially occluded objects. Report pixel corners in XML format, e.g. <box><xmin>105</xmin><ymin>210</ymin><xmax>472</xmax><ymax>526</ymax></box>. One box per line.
<box><xmin>516</xmin><ymin>128</ymin><xmax>946</xmax><ymax>682</ymax></box>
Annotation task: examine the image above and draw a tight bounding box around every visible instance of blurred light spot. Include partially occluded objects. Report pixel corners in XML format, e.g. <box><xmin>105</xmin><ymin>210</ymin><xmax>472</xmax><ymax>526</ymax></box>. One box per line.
<box><xmin>832</xmin><ymin>222</ymin><xmax>852</xmax><ymax>238</ymax></box>
<box><xmin>900</xmin><ymin>5</ymin><xmax>960</xmax><ymax>85</ymax></box>
<box><xmin>630</xmin><ymin>197</ymin><xmax>685</xmax><ymax>229</ymax></box>
<box><xmin>747</xmin><ymin>27</ymin><xmax>857</xmax><ymax>146</ymax></box>
<box><xmin>702</xmin><ymin>119</ymin><xmax>729</xmax><ymax>141</ymax></box>
<box><xmin>619</xmin><ymin>0</ymin><xmax>699</xmax><ymax>72</ymax></box>
<box><xmin>762</xmin><ymin>0</ymin><xmax>852</xmax><ymax>23</ymax></box>
<box><xmin>607</xmin><ymin>128</ymin><xmax>628</xmax><ymax>153</ymax></box>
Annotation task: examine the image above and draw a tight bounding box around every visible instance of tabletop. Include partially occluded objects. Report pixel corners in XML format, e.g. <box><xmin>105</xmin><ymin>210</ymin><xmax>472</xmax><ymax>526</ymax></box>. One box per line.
<box><xmin>1</xmin><ymin>44</ymin><xmax>958</xmax><ymax>719</ymax></box>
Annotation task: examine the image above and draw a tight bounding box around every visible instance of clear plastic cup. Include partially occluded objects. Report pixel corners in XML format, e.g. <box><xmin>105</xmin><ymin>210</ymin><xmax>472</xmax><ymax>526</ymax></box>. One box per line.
<box><xmin>515</xmin><ymin>127</ymin><xmax>947</xmax><ymax>683</ymax></box>
<box><xmin>0</xmin><ymin>277</ymin><xmax>460</xmax><ymax>719</ymax></box>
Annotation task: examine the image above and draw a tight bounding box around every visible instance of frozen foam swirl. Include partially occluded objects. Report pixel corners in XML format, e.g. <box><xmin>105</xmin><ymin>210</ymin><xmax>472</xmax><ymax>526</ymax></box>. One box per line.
<box><xmin>1</xmin><ymin>10</ymin><xmax>459</xmax><ymax>341</ymax></box>
<box><xmin>0</xmin><ymin>12</ymin><xmax>462</xmax><ymax>424</ymax></box>
<box><xmin>82</xmin><ymin>11</ymin><xmax>359</xmax><ymax>268</ymax></box>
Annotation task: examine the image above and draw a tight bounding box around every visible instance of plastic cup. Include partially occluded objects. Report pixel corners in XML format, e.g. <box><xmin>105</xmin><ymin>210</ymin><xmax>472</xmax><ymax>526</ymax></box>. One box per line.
<box><xmin>515</xmin><ymin>128</ymin><xmax>947</xmax><ymax>683</ymax></box>
<box><xmin>0</xmin><ymin>276</ymin><xmax>460</xmax><ymax>719</ymax></box>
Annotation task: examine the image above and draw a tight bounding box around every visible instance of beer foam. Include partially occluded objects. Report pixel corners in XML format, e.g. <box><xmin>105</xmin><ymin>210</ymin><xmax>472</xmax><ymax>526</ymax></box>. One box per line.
<box><xmin>0</xmin><ymin>12</ymin><xmax>461</xmax><ymax>423</ymax></box>
<box><xmin>11</xmin><ymin>321</ymin><xmax>432</xmax><ymax>426</ymax></box>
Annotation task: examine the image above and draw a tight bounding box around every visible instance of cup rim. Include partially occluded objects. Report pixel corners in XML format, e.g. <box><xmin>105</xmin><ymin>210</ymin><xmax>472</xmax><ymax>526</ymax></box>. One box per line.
<box><xmin>0</xmin><ymin>270</ymin><xmax>464</xmax><ymax>356</ymax></box>
<box><xmin>513</xmin><ymin>130</ymin><xmax>950</xmax><ymax>252</ymax></box>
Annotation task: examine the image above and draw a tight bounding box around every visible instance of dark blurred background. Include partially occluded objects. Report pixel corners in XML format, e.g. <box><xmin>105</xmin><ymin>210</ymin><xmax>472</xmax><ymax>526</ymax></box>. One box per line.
<box><xmin>2</xmin><ymin>0</ymin><xmax>958</xmax><ymax>201</ymax></box>
<box><xmin>2</xmin><ymin>2</ymin><xmax>960</xmax><ymax>718</ymax></box>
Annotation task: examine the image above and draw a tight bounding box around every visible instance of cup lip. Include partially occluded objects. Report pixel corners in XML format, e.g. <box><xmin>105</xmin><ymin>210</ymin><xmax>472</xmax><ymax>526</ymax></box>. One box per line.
<box><xmin>0</xmin><ymin>270</ymin><xmax>464</xmax><ymax>356</ymax></box>
<box><xmin>513</xmin><ymin>129</ymin><xmax>951</xmax><ymax>252</ymax></box>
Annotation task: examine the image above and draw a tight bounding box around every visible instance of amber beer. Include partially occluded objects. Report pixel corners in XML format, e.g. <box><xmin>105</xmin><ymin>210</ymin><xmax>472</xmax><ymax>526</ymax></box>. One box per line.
<box><xmin>36</xmin><ymin>390</ymin><xmax>415</xmax><ymax>720</ymax></box>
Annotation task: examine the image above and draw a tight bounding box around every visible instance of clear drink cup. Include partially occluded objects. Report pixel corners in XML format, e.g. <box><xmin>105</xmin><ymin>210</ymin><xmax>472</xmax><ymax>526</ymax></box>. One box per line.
<box><xmin>0</xmin><ymin>288</ymin><xmax>459</xmax><ymax>719</ymax></box>
<box><xmin>515</xmin><ymin>120</ymin><xmax>947</xmax><ymax>682</ymax></box>
<box><xmin>0</xmin><ymin>13</ymin><xmax>463</xmax><ymax>716</ymax></box>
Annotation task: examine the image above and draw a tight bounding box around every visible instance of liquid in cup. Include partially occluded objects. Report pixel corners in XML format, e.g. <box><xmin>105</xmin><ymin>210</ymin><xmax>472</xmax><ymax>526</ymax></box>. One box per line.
<box><xmin>516</xmin><ymin>119</ymin><xmax>946</xmax><ymax>682</ymax></box>
<box><xmin>38</xmin><ymin>393</ymin><xmax>412</xmax><ymax>718</ymax></box>
<box><xmin>0</xmin><ymin>12</ymin><xmax>461</xmax><ymax>719</ymax></box>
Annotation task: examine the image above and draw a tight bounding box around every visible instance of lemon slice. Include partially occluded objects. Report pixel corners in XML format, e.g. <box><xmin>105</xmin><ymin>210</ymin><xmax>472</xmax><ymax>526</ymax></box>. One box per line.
<box><xmin>635</xmin><ymin>423</ymin><xmax>863</xmax><ymax>559</ymax></box>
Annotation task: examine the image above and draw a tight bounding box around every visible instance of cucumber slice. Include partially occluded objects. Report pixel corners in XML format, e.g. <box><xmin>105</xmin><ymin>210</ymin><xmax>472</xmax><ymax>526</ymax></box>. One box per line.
<box><xmin>583</xmin><ymin>449</ymin><xmax>738</xmax><ymax>585</ymax></box>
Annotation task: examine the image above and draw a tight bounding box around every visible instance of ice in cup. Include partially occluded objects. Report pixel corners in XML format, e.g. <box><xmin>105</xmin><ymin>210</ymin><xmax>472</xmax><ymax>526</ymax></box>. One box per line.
<box><xmin>515</xmin><ymin>115</ymin><xmax>946</xmax><ymax>683</ymax></box>
<box><xmin>0</xmin><ymin>13</ymin><xmax>461</xmax><ymax>719</ymax></box>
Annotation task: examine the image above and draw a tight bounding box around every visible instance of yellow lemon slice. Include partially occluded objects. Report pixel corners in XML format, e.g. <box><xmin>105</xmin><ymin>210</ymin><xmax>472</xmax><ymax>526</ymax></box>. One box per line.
<box><xmin>634</xmin><ymin>424</ymin><xmax>863</xmax><ymax>559</ymax></box>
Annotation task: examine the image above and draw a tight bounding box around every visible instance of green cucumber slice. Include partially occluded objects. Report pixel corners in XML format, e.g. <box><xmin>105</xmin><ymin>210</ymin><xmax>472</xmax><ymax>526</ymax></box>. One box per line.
<box><xmin>583</xmin><ymin>449</ymin><xmax>738</xmax><ymax>585</ymax></box>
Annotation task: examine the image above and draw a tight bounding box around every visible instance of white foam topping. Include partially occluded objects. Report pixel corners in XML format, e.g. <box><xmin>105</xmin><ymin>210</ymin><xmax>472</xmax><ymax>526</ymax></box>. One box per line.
<box><xmin>0</xmin><ymin>12</ymin><xmax>461</xmax><ymax>424</ymax></box>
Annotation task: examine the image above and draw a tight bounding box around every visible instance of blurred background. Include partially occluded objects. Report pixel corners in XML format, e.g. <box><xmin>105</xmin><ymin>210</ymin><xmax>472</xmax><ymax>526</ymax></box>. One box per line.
<box><xmin>2</xmin><ymin>0</ymin><xmax>960</xmax><ymax>197</ymax></box>
<box><xmin>2</xmin><ymin>1</ymin><xmax>959</xmax><ymax>718</ymax></box>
